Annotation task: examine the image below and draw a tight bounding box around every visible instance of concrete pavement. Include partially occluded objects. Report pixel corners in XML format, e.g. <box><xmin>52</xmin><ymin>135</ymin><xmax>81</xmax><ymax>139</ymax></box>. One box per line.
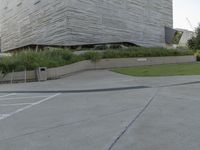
<box><xmin>0</xmin><ymin>70</ymin><xmax>200</xmax><ymax>150</ymax></box>
<box><xmin>0</xmin><ymin>70</ymin><xmax>200</xmax><ymax>92</ymax></box>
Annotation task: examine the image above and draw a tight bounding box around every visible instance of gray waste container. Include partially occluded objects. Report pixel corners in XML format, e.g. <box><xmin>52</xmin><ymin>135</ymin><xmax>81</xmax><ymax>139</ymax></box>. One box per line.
<box><xmin>36</xmin><ymin>67</ymin><xmax>47</xmax><ymax>81</ymax></box>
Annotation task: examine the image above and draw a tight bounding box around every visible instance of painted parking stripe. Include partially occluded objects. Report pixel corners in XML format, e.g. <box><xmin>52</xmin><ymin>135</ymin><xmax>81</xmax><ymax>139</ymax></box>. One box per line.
<box><xmin>0</xmin><ymin>93</ymin><xmax>16</xmax><ymax>98</ymax></box>
<box><xmin>0</xmin><ymin>93</ymin><xmax>61</xmax><ymax>121</ymax></box>
<box><xmin>0</xmin><ymin>114</ymin><xmax>10</xmax><ymax>120</ymax></box>
<box><xmin>0</xmin><ymin>96</ymin><xmax>48</xmax><ymax>101</ymax></box>
<box><xmin>0</xmin><ymin>103</ymin><xmax>33</xmax><ymax>106</ymax></box>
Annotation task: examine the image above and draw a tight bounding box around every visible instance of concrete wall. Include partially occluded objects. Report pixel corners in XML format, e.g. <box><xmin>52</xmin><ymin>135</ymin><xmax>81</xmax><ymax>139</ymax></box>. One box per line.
<box><xmin>0</xmin><ymin>56</ymin><xmax>196</xmax><ymax>83</ymax></box>
<box><xmin>0</xmin><ymin>0</ymin><xmax>173</xmax><ymax>52</ymax></box>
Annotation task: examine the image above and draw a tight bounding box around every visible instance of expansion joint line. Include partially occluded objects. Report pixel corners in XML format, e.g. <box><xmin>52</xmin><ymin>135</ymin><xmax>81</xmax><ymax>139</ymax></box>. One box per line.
<box><xmin>107</xmin><ymin>88</ymin><xmax>159</xmax><ymax>150</ymax></box>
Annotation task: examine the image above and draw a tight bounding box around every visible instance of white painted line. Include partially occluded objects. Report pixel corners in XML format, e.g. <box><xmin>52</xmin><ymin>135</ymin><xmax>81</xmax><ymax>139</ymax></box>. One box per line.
<box><xmin>0</xmin><ymin>114</ymin><xmax>10</xmax><ymax>120</ymax></box>
<box><xmin>0</xmin><ymin>93</ymin><xmax>61</xmax><ymax>121</ymax></box>
<box><xmin>0</xmin><ymin>103</ymin><xmax>33</xmax><ymax>106</ymax></box>
<box><xmin>0</xmin><ymin>93</ymin><xmax>16</xmax><ymax>98</ymax></box>
<box><xmin>0</xmin><ymin>96</ymin><xmax>48</xmax><ymax>101</ymax></box>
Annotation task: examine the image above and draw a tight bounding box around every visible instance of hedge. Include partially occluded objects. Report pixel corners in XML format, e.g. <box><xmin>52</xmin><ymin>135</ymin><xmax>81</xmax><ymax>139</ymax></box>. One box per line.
<box><xmin>0</xmin><ymin>47</ymin><xmax>193</xmax><ymax>74</ymax></box>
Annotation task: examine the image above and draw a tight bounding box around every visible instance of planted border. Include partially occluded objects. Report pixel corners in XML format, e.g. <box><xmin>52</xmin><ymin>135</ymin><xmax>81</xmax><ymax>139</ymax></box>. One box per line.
<box><xmin>0</xmin><ymin>47</ymin><xmax>194</xmax><ymax>74</ymax></box>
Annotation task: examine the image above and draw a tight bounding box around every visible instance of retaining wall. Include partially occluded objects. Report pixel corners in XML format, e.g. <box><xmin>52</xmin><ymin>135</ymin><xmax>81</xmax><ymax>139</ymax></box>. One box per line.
<box><xmin>0</xmin><ymin>56</ymin><xmax>196</xmax><ymax>83</ymax></box>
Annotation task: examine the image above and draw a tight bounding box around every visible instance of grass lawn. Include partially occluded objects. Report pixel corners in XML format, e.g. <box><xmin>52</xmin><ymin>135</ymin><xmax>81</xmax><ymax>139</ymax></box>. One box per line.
<box><xmin>113</xmin><ymin>63</ymin><xmax>200</xmax><ymax>77</ymax></box>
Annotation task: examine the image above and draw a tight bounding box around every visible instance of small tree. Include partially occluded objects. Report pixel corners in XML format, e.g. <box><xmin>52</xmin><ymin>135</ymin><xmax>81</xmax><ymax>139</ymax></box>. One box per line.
<box><xmin>188</xmin><ymin>24</ymin><xmax>200</xmax><ymax>50</ymax></box>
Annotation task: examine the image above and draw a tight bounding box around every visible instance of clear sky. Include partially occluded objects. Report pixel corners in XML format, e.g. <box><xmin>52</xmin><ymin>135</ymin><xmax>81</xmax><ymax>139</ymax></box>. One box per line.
<box><xmin>173</xmin><ymin>0</ymin><xmax>200</xmax><ymax>31</ymax></box>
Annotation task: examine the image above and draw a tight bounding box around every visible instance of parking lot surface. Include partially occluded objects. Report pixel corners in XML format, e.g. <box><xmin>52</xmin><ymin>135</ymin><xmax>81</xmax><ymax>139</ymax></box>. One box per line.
<box><xmin>0</xmin><ymin>70</ymin><xmax>200</xmax><ymax>150</ymax></box>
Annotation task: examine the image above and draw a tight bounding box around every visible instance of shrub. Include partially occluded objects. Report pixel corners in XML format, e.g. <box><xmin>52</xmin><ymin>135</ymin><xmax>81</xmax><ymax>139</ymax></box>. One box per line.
<box><xmin>188</xmin><ymin>24</ymin><xmax>200</xmax><ymax>50</ymax></box>
<box><xmin>0</xmin><ymin>57</ymin><xmax>16</xmax><ymax>75</ymax></box>
<box><xmin>0</xmin><ymin>47</ymin><xmax>194</xmax><ymax>74</ymax></box>
<box><xmin>83</xmin><ymin>51</ymin><xmax>102</xmax><ymax>62</ymax></box>
<box><xmin>0</xmin><ymin>49</ymin><xmax>78</xmax><ymax>74</ymax></box>
<box><xmin>195</xmin><ymin>50</ymin><xmax>200</xmax><ymax>61</ymax></box>
<box><xmin>102</xmin><ymin>47</ymin><xmax>193</xmax><ymax>58</ymax></box>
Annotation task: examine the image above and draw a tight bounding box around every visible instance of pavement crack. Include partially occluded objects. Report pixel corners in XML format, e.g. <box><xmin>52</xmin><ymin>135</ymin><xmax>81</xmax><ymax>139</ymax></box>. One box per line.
<box><xmin>107</xmin><ymin>89</ymin><xmax>159</xmax><ymax>150</ymax></box>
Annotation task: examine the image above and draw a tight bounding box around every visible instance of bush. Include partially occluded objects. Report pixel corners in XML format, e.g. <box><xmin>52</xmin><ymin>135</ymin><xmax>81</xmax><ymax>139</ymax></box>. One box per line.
<box><xmin>188</xmin><ymin>24</ymin><xmax>200</xmax><ymax>50</ymax></box>
<box><xmin>102</xmin><ymin>47</ymin><xmax>193</xmax><ymax>58</ymax></box>
<box><xmin>0</xmin><ymin>48</ymin><xmax>81</xmax><ymax>74</ymax></box>
<box><xmin>0</xmin><ymin>57</ymin><xmax>16</xmax><ymax>75</ymax></box>
<box><xmin>0</xmin><ymin>47</ymin><xmax>194</xmax><ymax>74</ymax></box>
<box><xmin>195</xmin><ymin>50</ymin><xmax>200</xmax><ymax>61</ymax></box>
<box><xmin>83</xmin><ymin>51</ymin><xmax>102</xmax><ymax>62</ymax></box>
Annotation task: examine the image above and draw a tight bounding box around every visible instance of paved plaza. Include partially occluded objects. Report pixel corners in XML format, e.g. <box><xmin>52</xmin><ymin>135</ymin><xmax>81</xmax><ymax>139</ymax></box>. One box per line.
<box><xmin>0</xmin><ymin>70</ymin><xmax>200</xmax><ymax>150</ymax></box>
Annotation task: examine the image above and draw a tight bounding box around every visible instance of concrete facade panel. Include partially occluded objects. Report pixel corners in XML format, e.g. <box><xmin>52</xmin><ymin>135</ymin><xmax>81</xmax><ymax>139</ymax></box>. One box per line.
<box><xmin>0</xmin><ymin>0</ymin><xmax>173</xmax><ymax>52</ymax></box>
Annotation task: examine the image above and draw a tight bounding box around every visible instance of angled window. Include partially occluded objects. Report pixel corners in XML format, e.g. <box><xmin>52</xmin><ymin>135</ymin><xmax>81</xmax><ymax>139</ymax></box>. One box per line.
<box><xmin>165</xmin><ymin>27</ymin><xmax>183</xmax><ymax>44</ymax></box>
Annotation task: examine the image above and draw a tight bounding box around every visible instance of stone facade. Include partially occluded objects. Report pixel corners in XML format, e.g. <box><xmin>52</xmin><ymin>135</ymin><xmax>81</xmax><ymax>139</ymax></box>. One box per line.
<box><xmin>0</xmin><ymin>0</ymin><xmax>173</xmax><ymax>52</ymax></box>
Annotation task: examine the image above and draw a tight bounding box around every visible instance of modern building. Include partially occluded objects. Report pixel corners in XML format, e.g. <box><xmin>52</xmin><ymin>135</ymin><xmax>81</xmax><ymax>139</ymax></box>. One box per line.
<box><xmin>176</xmin><ymin>28</ymin><xmax>195</xmax><ymax>47</ymax></box>
<box><xmin>0</xmin><ymin>0</ymin><xmax>173</xmax><ymax>52</ymax></box>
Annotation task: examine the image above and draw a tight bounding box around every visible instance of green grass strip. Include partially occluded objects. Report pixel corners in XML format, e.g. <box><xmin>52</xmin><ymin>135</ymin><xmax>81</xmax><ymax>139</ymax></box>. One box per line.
<box><xmin>113</xmin><ymin>63</ymin><xmax>200</xmax><ymax>76</ymax></box>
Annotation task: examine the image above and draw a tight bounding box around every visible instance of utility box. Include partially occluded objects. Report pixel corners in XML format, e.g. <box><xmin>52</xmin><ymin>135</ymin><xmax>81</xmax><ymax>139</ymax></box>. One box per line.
<box><xmin>36</xmin><ymin>67</ymin><xmax>47</xmax><ymax>81</ymax></box>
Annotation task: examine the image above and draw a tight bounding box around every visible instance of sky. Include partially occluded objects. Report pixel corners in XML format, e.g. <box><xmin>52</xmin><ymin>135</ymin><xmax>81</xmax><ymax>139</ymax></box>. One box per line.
<box><xmin>173</xmin><ymin>0</ymin><xmax>200</xmax><ymax>31</ymax></box>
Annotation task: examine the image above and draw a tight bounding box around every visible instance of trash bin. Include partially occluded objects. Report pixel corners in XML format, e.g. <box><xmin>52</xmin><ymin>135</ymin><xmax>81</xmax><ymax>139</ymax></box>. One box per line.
<box><xmin>36</xmin><ymin>67</ymin><xmax>47</xmax><ymax>81</ymax></box>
